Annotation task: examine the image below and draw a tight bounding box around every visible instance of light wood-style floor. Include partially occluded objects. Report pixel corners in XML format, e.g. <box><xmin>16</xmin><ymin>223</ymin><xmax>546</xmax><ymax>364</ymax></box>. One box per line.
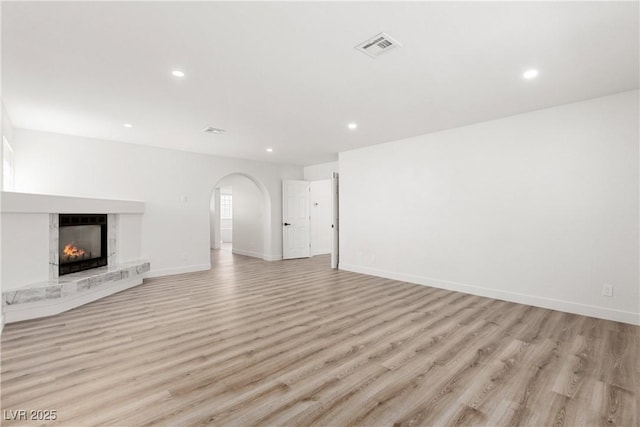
<box><xmin>1</xmin><ymin>248</ymin><xmax>638</xmax><ymax>426</ymax></box>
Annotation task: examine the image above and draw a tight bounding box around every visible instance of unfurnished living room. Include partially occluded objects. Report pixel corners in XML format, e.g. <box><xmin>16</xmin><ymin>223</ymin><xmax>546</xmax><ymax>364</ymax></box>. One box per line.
<box><xmin>0</xmin><ymin>1</ymin><xmax>638</xmax><ymax>426</ymax></box>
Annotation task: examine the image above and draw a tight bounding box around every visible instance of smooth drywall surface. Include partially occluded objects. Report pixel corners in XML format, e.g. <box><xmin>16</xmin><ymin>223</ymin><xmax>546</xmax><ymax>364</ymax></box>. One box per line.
<box><xmin>304</xmin><ymin>161</ymin><xmax>338</xmax><ymax>181</ymax></box>
<box><xmin>1</xmin><ymin>213</ymin><xmax>49</xmax><ymax>289</ymax></box>
<box><xmin>11</xmin><ymin>129</ymin><xmax>302</xmax><ymax>276</ymax></box>
<box><xmin>0</xmin><ymin>102</ymin><xmax>15</xmax><ymax>330</ymax></box>
<box><xmin>310</xmin><ymin>179</ymin><xmax>332</xmax><ymax>256</ymax></box>
<box><xmin>118</xmin><ymin>214</ymin><xmax>143</xmax><ymax>264</ymax></box>
<box><xmin>340</xmin><ymin>90</ymin><xmax>639</xmax><ymax>324</ymax></box>
<box><xmin>217</xmin><ymin>175</ymin><xmax>264</xmax><ymax>258</ymax></box>
<box><xmin>2</xmin><ymin>103</ymin><xmax>15</xmax><ymax>188</ymax></box>
<box><xmin>220</xmin><ymin>220</ymin><xmax>232</xmax><ymax>243</ymax></box>
<box><xmin>210</xmin><ymin>188</ymin><xmax>221</xmax><ymax>249</ymax></box>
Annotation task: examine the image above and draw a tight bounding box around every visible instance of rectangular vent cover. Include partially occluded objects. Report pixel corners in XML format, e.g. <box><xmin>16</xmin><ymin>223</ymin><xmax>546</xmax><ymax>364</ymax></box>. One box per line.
<box><xmin>355</xmin><ymin>32</ymin><xmax>402</xmax><ymax>58</ymax></box>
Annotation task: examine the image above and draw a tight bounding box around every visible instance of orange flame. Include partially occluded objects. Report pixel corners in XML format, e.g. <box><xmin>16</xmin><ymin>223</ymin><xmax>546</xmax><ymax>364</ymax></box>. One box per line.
<box><xmin>63</xmin><ymin>243</ymin><xmax>86</xmax><ymax>258</ymax></box>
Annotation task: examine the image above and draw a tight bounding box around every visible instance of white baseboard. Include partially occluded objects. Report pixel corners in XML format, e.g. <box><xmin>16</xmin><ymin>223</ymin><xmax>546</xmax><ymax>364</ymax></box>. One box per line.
<box><xmin>146</xmin><ymin>264</ymin><xmax>211</xmax><ymax>278</ymax></box>
<box><xmin>340</xmin><ymin>263</ymin><xmax>640</xmax><ymax>326</ymax></box>
<box><xmin>226</xmin><ymin>247</ymin><xmax>282</xmax><ymax>261</ymax></box>
<box><xmin>311</xmin><ymin>250</ymin><xmax>331</xmax><ymax>257</ymax></box>
<box><xmin>231</xmin><ymin>248</ymin><xmax>263</xmax><ymax>259</ymax></box>
<box><xmin>3</xmin><ymin>276</ymin><xmax>143</xmax><ymax>324</ymax></box>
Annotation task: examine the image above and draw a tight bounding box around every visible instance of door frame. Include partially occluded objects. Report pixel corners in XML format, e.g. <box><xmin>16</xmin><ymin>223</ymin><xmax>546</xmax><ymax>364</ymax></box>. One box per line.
<box><xmin>331</xmin><ymin>172</ymin><xmax>339</xmax><ymax>269</ymax></box>
<box><xmin>282</xmin><ymin>180</ymin><xmax>311</xmax><ymax>260</ymax></box>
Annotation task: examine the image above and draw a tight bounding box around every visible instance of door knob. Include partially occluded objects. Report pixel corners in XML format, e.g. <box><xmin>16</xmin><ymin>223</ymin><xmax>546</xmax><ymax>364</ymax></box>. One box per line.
<box><xmin>284</xmin><ymin>222</ymin><xmax>291</xmax><ymax>226</ymax></box>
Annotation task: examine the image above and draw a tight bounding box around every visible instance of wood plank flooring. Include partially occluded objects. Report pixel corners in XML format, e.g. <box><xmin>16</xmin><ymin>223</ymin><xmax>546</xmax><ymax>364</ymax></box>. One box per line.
<box><xmin>1</xmin><ymin>249</ymin><xmax>638</xmax><ymax>426</ymax></box>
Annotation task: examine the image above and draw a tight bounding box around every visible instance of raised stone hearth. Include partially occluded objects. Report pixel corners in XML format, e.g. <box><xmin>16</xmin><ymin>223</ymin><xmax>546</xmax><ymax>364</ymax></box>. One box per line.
<box><xmin>2</xmin><ymin>261</ymin><xmax>150</xmax><ymax>323</ymax></box>
<box><xmin>1</xmin><ymin>192</ymin><xmax>147</xmax><ymax>325</ymax></box>
<box><xmin>3</xmin><ymin>261</ymin><xmax>150</xmax><ymax>306</ymax></box>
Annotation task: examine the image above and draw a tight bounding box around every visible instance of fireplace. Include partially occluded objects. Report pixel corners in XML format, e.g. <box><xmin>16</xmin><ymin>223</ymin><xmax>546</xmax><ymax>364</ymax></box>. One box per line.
<box><xmin>59</xmin><ymin>214</ymin><xmax>108</xmax><ymax>275</ymax></box>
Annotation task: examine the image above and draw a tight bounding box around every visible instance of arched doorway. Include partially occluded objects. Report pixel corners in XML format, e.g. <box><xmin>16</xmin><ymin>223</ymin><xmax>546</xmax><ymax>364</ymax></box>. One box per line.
<box><xmin>209</xmin><ymin>173</ymin><xmax>272</xmax><ymax>260</ymax></box>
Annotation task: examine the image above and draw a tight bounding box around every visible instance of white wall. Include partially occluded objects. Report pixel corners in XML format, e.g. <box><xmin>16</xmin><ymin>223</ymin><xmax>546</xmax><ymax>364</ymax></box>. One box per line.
<box><xmin>1</xmin><ymin>102</ymin><xmax>16</xmax><ymax>187</ymax></box>
<box><xmin>220</xmin><ymin>219</ymin><xmax>232</xmax><ymax>242</ymax></box>
<box><xmin>303</xmin><ymin>161</ymin><xmax>338</xmax><ymax>181</ymax></box>
<box><xmin>2</xmin><ymin>213</ymin><xmax>49</xmax><ymax>289</ymax></box>
<box><xmin>0</xmin><ymin>102</ymin><xmax>15</xmax><ymax>330</ymax></box>
<box><xmin>210</xmin><ymin>188</ymin><xmax>221</xmax><ymax>249</ymax></box>
<box><xmin>209</xmin><ymin>192</ymin><xmax>217</xmax><ymax>248</ymax></box>
<box><xmin>310</xmin><ymin>179</ymin><xmax>332</xmax><ymax>256</ymax></box>
<box><xmin>118</xmin><ymin>213</ymin><xmax>143</xmax><ymax>263</ymax></box>
<box><xmin>217</xmin><ymin>175</ymin><xmax>264</xmax><ymax>258</ymax></box>
<box><xmin>11</xmin><ymin>129</ymin><xmax>303</xmax><ymax>276</ymax></box>
<box><xmin>340</xmin><ymin>90</ymin><xmax>639</xmax><ymax>325</ymax></box>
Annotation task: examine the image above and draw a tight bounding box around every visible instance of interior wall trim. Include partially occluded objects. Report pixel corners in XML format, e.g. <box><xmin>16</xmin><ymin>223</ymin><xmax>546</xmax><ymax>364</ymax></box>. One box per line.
<box><xmin>340</xmin><ymin>263</ymin><xmax>640</xmax><ymax>325</ymax></box>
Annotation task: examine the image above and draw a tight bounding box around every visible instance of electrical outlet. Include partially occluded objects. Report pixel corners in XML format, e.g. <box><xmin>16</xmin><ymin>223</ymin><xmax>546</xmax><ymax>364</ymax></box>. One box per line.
<box><xmin>602</xmin><ymin>284</ymin><xmax>613</xmax><ymax>297</ymax></box>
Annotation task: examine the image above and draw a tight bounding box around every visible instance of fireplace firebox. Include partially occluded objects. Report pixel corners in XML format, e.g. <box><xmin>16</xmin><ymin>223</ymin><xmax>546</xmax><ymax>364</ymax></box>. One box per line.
<box><xmin>59</xmin><ymin>214</ymin><xmax>108</xmax><ymax>276</ymax></box>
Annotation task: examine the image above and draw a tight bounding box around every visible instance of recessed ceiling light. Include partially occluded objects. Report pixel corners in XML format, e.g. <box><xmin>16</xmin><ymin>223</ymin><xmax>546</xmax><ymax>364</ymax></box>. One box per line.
<box><xmin>172</xmin><ymin>70</ymin><xmax>185</xmax><ymax>78</ymax></box>
<box><xmin>266</xmin><ymin>148</ymin><xmax>273</xmax><ymax>152</ymax></box>
<box><xmin>523</xmin><ymin>69</ymin><xmax>539</xmax><ymax>80</ymax></box>
<box><xmin>348</xmin><ymin>123</ymin><xmax>358</xmax><ymax>130</ymax></box>
<box><xmin>123</xmin><ymin>123</ymin><xmax>133</xmax><ymax>128</ymax></box>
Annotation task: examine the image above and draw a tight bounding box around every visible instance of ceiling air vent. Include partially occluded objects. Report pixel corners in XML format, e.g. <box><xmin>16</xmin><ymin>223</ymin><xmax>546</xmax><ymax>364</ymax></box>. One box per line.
<box><xmin>355</xmin><ymin>32</ymin><xmax>402</xmax><ymax>58</ymax></box>
<box><xmin>202</xmin><ymin>126</ymin><xmax>225</xmax><ymax>134</ymax></box>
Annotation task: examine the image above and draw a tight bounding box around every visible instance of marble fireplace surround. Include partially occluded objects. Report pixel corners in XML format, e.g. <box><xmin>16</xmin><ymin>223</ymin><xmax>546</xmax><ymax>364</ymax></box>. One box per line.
<box><xmin>1</xmin><ymin>192</ymin><xmax>148</xmax><ymax>324</ymax></box>
<box><xmin>50</xmin><ymin>213</ymin><xmax>116</xmax><ymax>280</ymax></box>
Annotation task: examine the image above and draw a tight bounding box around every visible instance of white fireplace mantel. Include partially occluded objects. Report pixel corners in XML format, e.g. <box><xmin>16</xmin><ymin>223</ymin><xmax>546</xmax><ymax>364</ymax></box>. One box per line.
<box><xmin>1</xmin><ymin>192</ymin><xmax>148</xmax><ymax>324</ymax></box>
<box><xmin>1</xmin><ymin>191</ymin><xmax>145</xmax><ymax>214</ymax></box>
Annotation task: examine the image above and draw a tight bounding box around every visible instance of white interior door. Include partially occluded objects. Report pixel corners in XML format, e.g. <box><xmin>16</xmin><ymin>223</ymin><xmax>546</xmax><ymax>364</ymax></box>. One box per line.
<box><xmin>283</xmin><ymin>180</ymin><xmax>310</xmax><ymax>259</ymax></box>
<box><xmin>310</xmin><ymin>179</ymin><xmax>332</xmax><ymax>256</ymax></box>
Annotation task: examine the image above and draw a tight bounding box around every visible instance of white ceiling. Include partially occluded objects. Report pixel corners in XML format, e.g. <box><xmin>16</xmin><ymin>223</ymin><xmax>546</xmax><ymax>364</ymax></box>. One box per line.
<box><xmin>2</xmin><ymin>1</ymin><xmax>638</xmax><ymax>166</ymax></box>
